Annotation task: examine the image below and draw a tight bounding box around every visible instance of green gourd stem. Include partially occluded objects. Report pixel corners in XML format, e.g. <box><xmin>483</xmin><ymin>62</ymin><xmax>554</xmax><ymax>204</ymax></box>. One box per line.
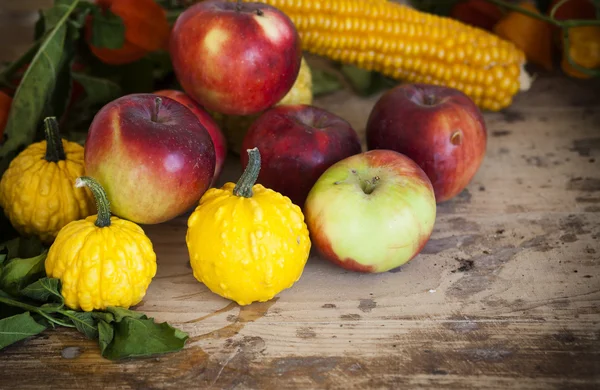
<box><xmin>0</xmin><ymin>296</ymin><xmax>75</xmax><ymax>328</ymax></box>
<box><xmin>233</xmin><ymin>147</ymin><xmax>261</xmax><ymax>198</ymax></box>
<box><xmin>75</xmin><ymin>176</ymin><xmax>112</xmax><ymax>228</ymax></box>
<box><xmin>43</xmin><ymin>117</ymin><xmax>66</xmax><ymax>162</ymax></box>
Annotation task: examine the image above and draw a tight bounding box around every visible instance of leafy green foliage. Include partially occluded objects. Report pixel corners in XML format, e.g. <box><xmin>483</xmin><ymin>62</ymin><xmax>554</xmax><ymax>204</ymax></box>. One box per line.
<box><xmin>0</xmin><ymin>0</ymin><xmax>80</xmax><ymax>176</ymax></box>
<box><xmin>21</xmin><ymin>278</ymin><xmax>63</xmax><ymax>303</ymax></box>
<box><xmin>311</xmin><ymin>68</ymin><xmax>343</xmax><ymax>97</ymax></box>
<box><xmin>100</xmin><ymin>316</ymin><xmax>189</xmax><ymax>360</ymax></box>
<box><xmin>63</xmin><ymin>310</ymin><xmax>98</xmax><ymax>339</ymax></box>
<box><xmin>71</xmin><ymin>71</ymin><xmax>122</xmax><ymax>107</ymax></box>
<box><xmin>89</xmin><ymin>7</ymin><xmax>126</xmax><ymax>50</ymax></box>
<box><xmin>0</xmin><ymin>313</ymin><xmax>47</xmax><ymax>350</ymax></box>
<box><xmin>311</xmin><ymin>63</ymin><xmax>398</xmax><ymax>98</ymax></box>
<box><xmin>0</xmin><ymin>238</ymin><xmax>189</xmax><ymax>360</ymax></box>
<box><xmin>0</xmin><ymin>250</ymin><xmax>48</xmax><ymax>297</ymax></box>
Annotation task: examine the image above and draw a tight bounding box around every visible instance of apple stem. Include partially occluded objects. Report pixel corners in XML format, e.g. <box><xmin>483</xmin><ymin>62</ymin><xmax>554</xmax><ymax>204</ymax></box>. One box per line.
<box><xmin>43</xmin><ymin>116</ymin><xmax>66</xmax><ymax>162</ymax></box>
<box><xmin>235</xmin><ymin>0</ymin><xmax>242</xmax><ymax>12</ymax></box>
<box><xmin>233</xmin><ymin>147</ymin><xmax>261</xmax><ymax>198</ymax></box>
<box><xmin>362</xmin><ymin>176</ymin><xmax>380</xmax><ymax>195</ymax></box>
<box><xmin>75</xmin><ymin>176</ymin><xmax>112</xmax><ymax>228</ymax></box>
<box><xmin>152</xmin><ymin>97</ymin><xmax>161</xmax><ymax>122</ymax></box>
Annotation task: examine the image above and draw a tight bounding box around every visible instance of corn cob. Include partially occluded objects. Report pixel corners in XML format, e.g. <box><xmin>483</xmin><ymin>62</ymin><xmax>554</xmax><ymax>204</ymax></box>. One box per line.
<box><xmin>240</xmin><ymin>0</ymin><xmax>532</xmax><ymax>111</ymax></box>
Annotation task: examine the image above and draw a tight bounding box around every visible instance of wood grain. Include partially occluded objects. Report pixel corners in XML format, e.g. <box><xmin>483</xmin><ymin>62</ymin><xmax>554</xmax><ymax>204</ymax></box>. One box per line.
<box><xmin>0</xmin><ymin>1</ymin><xmax>599</xmax><ymax>389</ymax></box>
<box><xmin>1</xmin><ymin>70</ymin><xmax>599</xmax><ymax>389</ymax></box>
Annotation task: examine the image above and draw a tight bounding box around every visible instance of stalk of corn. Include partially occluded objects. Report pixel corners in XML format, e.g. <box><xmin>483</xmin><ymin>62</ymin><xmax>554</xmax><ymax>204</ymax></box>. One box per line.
<box><xmin>240</xmin><ymin>0</ymin><xmax>532</xmax><ymax>111</ymax></box>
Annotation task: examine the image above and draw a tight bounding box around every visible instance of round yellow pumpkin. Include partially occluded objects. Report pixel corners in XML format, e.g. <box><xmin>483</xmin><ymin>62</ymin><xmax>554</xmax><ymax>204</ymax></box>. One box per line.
<box><xmin>45</xmin><ymin>176</ymin><xmax>157</xmax><ymax>312</ymax></box>
<box><xmin>186</xmin><ymin>147</ymin><xmax>311</xmax><ymax>305</ymax></box>
<box><xmin>0</xmin><ymin>117</ymin><xmax>95</xmax><ymax>243</ymax></box>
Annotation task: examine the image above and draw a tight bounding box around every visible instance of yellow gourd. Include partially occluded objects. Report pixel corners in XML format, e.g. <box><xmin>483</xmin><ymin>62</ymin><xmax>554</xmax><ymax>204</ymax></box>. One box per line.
<box><xmin>186</xmin><ymin>147</ymin><xmax>311</xmax><ymax>306</ymax></box>
<box><xmin>0</xmin><ymin>117</ymin><xmax>95</xmax><ymax>243</ymax></box>
<box><xmin>45</xmin><ymin>176</ymin><xmax>157</xmax><ymax>312</ymax></box>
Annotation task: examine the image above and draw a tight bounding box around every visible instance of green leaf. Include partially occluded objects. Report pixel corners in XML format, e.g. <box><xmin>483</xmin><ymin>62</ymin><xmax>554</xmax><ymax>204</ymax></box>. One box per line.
<box><xmin>0</xmin><ymin>238</ymin><xmax>25</xmax><ymax>263</ymax></box>
<box><xmin>15</xmin><ymin>236</ymin><xmax>46</xmax><ymax>260</ymax></box>
<box><xmin>89</xmin><ymin>6</ymin><xmax>126</xmax><ymax>50</ymax></box>
<box><xmin>339</xmin><ymin>65</ymin><xmax>398</xmax><ymax>97</ymax></box>
<box><xmin>0</xmin><ymin>236</ymin><xmax>45</xmax><ymax>263</ymax></box>
<box><xmin>101</xmin><ymin>316</ymin><xmax>188</xmax><ymax>360</ymax></box>
<box><xmin>105</xmin><ymin>306</ymin><xmax>146</xmax><ymax>322</ymax></box>
<box><xmin>0</xmin><ymin>250</ymin><xmax>48</xmax><ymax>297</ymax></box>
<box><xmin>71</xmin><ymin>71</ymin><xmax>122</xmax><ymax>107</ymax></box>
<box><xmin>20</xmin><ymin>278</ymin><xmax>62</xmax><ymax>303</ymax></box>
<box><xmin>340</xmin><ymin>65</ymin><xmax>373</xmax><ymax>95</ymax></box>
<box><xmin>43</xmin><ymin>0</ymin><xmax>79</xmax><ymax>31</ymax></box>
<box><xmin>91</xmin><ymin>312</ymin><xmax>115</xmax><ymax>324</ymax></box>
<box><xmin>311</xmin><ymin>68</ymin><xmax>343</xmax><ymax>96</ymax></box>
<box><xmin>97</xmin><ymin>319</ymin><xmax>114</xmax><ymax>354</ymax></box>
<box><xmin>63</xmin><ymin>311</ymin><xmax>98</xmax><ymax>339</ymax></box>
<box><xmin>0</xmin><ymin>0</ymin><xmax>80</xmax><ymax>177</ymax></box>
<box><xmin>0</xmin><ymin>312</ymin><xmax>46</xmax><ymax>350</ymax></box>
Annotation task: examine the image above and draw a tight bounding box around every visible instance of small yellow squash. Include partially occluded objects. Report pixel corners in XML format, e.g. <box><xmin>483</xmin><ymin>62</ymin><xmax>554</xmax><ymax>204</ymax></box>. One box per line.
<box><xmin>186</xmin><ymin>148</ymin><xmax>311</xmax><ymax>306</ymax></box>
<box><xmin>45</xmin><ymin>176</ymin><xmax>157</xmax><ymax>312</ymax></box>
<box><xmin>0</xmin><ymin>117</ymin><xmax>95</xmax><ymax>243</ymax></box>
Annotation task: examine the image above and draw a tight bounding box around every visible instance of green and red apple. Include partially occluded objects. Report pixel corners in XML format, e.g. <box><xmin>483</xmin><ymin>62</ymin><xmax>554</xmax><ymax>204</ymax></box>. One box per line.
<box><xmin>84</xmin><ymin>93</ymin><xmax>216</xmax><ymax>225</ymax></box>
<box><xmin>366</xmin><ymin>83</ymin><xmax>487</xmax><ymax>202</ymax></box>
<box><xmin>169</xmin><ymin>0</ymin><xmax>302</xmax><ymax>116</ymax></box>
<box><xmin>304</xmin><ymin>150</ymin><xmax>436</xmax><ymax>273</ymax></box>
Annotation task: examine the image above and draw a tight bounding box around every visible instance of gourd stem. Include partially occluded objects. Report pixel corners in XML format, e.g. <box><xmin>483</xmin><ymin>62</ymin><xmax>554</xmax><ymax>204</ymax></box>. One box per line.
<box><xmin>75</xmin><ymin>176</ymin><xmax>112</xmax><ymax>228</ymax></box>
<box><xmin>233</xmin><ymin>147</ymin><xmax>261</xmax><ymax>198</ymax></box>
<box><xmin>43</xmin><ymin>117</ymin><xmax>66</xmax><ymax>162</ymax></box>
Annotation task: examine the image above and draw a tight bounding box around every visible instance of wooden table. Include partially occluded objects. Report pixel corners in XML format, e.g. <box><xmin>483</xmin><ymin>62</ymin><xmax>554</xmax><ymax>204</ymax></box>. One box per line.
<box><xmin>1</xmin><ymin>3</ymin><xmax>599</xmax><ymax>389</ymax></box>
<box><xmin>1</xmin><ymin>69</ymin><xmax>599</xmax><ymax>388</ymax></box>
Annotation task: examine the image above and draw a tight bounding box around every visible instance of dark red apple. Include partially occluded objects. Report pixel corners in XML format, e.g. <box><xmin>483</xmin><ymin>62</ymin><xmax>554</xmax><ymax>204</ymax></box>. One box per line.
<box><xmin>169</xmin><ymin>0</ymin><xmax>302</xmax><ymax>116</ymax></box>
<box><xmin>240</xmin><ymin>104</ymin><xmax>362</xmax><ymax>207</ymax></box>
<box><xmin>366</xmin><ymin>83</ymin><xmax>487</xmax><ymax>202</ymax></box>
<box><xmin>154</xmin><ymin>89</ymin><xmax>227</xmax><ymax>183</ymax></box>
<box><xmin>84</xmin><ymin>93</ymin><xmax>216</xmax><ymax>224</ymax></box>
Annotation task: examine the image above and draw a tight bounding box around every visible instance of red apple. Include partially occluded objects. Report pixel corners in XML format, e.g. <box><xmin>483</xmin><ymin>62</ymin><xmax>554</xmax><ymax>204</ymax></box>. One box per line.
<box><xmin>241</xmin><ymin>104</ymin><xmax>362</xmax><ymax>207</ymax></box>
<box><xmin>84</xmin><ymin>93</ymin><xmax>216</xmax><ymax>224</ymax></box>
<box><xmin>304</xmin><ymin>150</ymin><xmax>436</xmax><ymax>273</ymax></box>
<box><xmin>169</xmin><ymin>0</ymin><xmax>302</xmax><ymax>116</ymax></box>
<box><xmin>366</xmin><ymin>83</ymin><xmax>487</xmax><ymax>203</ymax></box>
<box><xmin>154</xmin><ymin>89</ymin><xmax>227</xmax><ymax>183</ymax></box>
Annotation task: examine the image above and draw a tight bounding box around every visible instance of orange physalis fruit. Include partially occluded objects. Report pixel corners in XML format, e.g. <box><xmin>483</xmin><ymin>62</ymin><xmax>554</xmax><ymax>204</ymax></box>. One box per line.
<box><xmin>560</xmin><ymin>26</ymin><xmax>600</xmax><ymax>79</ymax></box>
<box><xmin>86</xmin><ymin>0</ymin><xmax>170</xmax><ymax>65</ymax></box>
<box><xmin>493</xmin><ymin>2</ymin><xmax>554</xmax><ymax>71</ymax></box>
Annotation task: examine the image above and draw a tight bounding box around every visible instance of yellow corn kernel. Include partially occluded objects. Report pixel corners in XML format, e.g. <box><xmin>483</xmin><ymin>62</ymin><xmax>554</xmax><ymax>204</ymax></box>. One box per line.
<box><xmin>242</xmin><ymin>0</ymin><xmax>532</xmax><ymax>111</ymax></box>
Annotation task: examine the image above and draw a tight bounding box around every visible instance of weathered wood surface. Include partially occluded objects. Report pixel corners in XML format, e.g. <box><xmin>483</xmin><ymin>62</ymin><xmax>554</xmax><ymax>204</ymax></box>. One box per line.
<box><xmin>1</xmin><ymin>3</ymin><xmax>600</xmax><ymax>389</ymax></box>
<box><xmin>1</xmin><ymin>70</ymin><xmax>599</xmax><ymax>389</ymax></box>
